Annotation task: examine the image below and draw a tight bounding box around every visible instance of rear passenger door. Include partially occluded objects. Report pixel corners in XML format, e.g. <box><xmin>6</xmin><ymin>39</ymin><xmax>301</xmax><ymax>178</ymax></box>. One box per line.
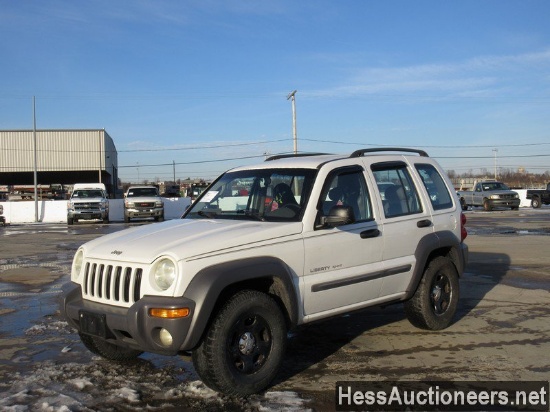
<box><xmin>369</xmin><ymin>160</ymin><xmax>433</xmax><ymax>298</ymax></box>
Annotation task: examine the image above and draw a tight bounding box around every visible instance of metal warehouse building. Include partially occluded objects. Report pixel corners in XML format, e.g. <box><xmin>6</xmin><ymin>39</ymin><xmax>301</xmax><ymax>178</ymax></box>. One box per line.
<box><xmin>0</xmin><ymin>129</ymin><xmax>118</xmax><ymax>196</ymax></box>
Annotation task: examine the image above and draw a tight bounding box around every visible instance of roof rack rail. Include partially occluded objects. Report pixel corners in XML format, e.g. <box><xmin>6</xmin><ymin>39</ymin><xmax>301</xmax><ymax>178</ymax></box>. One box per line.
<box><xmin>350</xmin><ymin>148</ymin><xmax>429</xmax><ymax>158</ymax></box>
<box><xmin>265</xmin><ymin>152</ymin><xmax>331</xmax><ymax>161</ymax></box>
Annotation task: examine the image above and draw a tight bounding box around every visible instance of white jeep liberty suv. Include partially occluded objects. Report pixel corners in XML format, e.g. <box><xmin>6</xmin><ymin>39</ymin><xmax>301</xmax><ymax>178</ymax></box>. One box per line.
<box><xmin>62</xmin><ymin>148</ymin><xmax>468</xmax><ymax>396</ymax></box>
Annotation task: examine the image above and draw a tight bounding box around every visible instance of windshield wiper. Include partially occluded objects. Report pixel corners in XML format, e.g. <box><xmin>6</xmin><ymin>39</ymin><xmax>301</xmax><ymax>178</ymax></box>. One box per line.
<box><xmin>236</xmin><ymin>210</ymin><xmax>265</xmax><ymax>221</ymax></box>
<box><xmin>197</xmin><ymin>210</ymin><xmax>218</xmax><ymax>219</ymax></box>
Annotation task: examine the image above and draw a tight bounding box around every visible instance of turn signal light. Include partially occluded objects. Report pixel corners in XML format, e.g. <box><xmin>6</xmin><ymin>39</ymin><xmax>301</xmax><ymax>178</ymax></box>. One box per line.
<box><xmin>149</xmin><ymin>308</ymin><xmax>190</xmax><ymax>318</ymax></box>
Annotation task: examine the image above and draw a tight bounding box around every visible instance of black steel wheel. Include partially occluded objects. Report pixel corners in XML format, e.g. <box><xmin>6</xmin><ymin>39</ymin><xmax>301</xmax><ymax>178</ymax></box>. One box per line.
<box><xmin>405</xmin><ymin>256</ymin><xmax>459</xmax><ymax>330</ymax></box>
<box><xmin>192</xmin><ymin>290</ymin><xmax>287</xmax><ymax>396</ymax></box>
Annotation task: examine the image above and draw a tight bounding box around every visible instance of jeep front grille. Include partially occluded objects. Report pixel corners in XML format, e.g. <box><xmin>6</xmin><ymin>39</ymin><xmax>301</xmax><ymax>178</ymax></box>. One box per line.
<box><xmin>82</xmin><ymin>261</ymin><xmax>143</xmax><ymax>306</ymax></box>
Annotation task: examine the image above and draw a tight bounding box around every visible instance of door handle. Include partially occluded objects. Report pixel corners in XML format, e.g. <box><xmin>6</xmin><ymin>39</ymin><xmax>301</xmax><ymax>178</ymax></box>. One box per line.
<box><xmin>360</xmin><ymin>229</ymin><xmax>380</xmax><ymax>239</ymax></box>
<box><xmin>417</xmin><ymin>219</ymin><xmax>432</xmax><ymax>228</ymax></box>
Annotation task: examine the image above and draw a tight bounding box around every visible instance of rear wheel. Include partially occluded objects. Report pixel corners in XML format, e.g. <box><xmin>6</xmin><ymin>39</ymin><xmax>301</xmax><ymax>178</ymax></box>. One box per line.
<box><xmin>405</xmin><ymin>256</ymin><xmax>459</xmax><ymax>330</ymax></box>
<box><xmin>192</xmin><ymin>290</ymin><xmax>287</xmax><ymax>396</ymax></box>
<box><xmin>531</xmin><ymin>196</ymin><xmax>541</xmax><ymax>209</ymax></box>
<box><xmin>79</xmin><ymin>333</ymin><xmax>142</xmax><ymax>361</ymax></box>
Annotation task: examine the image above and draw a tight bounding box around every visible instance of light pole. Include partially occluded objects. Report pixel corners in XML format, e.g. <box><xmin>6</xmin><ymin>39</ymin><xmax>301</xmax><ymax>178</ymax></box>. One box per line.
<box><xmin>287</xmin><ymin>90</ymin><xmax>297</xmax><ymax>154</ymax></box>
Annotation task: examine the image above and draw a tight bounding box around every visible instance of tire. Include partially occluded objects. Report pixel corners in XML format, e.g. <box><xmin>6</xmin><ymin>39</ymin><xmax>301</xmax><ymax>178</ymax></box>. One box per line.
<box><xmin>67</xmin><ymin>217</ymin><xmax>74</xmax><ymax>225</ymax></box>
<box><xmin>483</xmin><ymin>199</ymin><xmax>492</xmax><ymax>211</ymax></box>
<box><xmin>460</xmin><ymin>198</ymin><xmax>468</xmax><ymax>211</ymax></box>
<box><xmin>404</xmin><ymin>256</ymin><xmax>459</xmax><ymax>331</ymax></box>
<box><xmin>192</xmin><ymin>290</ymin><xmax>287</xmax><ymax>396</ymax></box>
<box><xmin>531</xmin><ymin>197</ymin><xmax>541</xmax><ymax>209</ymax></box>
<box><xmin>124</xmin><ymin>215</ymin><xmax>130</xmax><ymax>223</ymax></box>
<box><xmin>79</xmin><ymin>333</ymin><xmax>142</xmax><ymax>361</ymax></box>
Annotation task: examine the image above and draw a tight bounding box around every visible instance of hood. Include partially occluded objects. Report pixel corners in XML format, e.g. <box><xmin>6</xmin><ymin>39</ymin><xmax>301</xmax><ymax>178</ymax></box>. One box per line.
<box><xmin>70</xmin><ymin>197</ymin><xmax>106</xmax><ymax>203</ymax></box>
<box><xmin>126</xmin><ymin>196</ymin><xmax>161</xmax><ymax>202</ymax></box>
<box><xmin>82</xmin><ymin>218</ymin><xmax>303</xmax><ymax>263</ymax></box>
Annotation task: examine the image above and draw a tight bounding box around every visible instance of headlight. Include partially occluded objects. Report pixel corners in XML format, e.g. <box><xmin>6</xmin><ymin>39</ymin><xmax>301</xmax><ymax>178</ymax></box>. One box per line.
<box><xmin>152</xmin><ymin>258</ymin><xmax>177</xmax><ymax>290</ymax></box>
<box><xmin>155</xmin><ymin>201</ymin><xmax>163</xmax><ymax>208</ymax></box>
<box><xmin>490</xmin><ymin>194</ymin><xmax>500</xmax><ymax>199</ymax></box>
<box><xmin>125</xmin><ymin>201</ymin><xmax>135</xmax><ymax>208</ymax></box>
<box><xmin>72</xmin><ymin>249</ymin><xmax>84</xmax><ymax>279</ymax></box>
<box><xmin>67</xmin><ymin>201</ymin><xmax>74</xmax><ymax>210</ymax></box>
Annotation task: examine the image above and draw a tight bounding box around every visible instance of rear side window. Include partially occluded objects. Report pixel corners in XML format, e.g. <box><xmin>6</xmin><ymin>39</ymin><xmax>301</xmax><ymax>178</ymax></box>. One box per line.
<box><xmin>372</xmin><ymin>163</ymin><xmax>422</xmax><ymax>218</ymax></box>
<box><xmin>415</xmin><ymin>163</ymin><xmax>454</xmax><ymax>210</ymax></box>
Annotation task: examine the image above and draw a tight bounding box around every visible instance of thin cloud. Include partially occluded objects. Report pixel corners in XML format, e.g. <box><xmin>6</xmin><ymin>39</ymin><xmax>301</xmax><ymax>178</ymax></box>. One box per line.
<box><xmin>306</xmin><ymin>49</ymin><xmax>550</xmax><ymax>100</ymax></box>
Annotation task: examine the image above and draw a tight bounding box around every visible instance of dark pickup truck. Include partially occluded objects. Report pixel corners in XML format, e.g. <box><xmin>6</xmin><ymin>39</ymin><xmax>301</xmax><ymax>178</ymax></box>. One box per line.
<box><xmin>526</xmin><ymin>183</ymin><xmax>550</xmax><ymax>208</ymax></box>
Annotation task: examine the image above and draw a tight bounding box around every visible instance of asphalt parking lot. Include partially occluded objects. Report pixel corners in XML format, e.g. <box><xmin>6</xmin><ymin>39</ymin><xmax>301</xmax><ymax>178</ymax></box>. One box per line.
<box><xmin>0</xmin><ymin>209</ymin><xmax>549</xmax><ymax>411</ymax></box>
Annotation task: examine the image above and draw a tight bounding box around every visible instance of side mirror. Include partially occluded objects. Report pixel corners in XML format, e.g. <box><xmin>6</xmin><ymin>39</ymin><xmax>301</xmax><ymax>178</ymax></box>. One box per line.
<box><xmin>317</xmin><ymin>205</ymin><xmax>355</xmax><ymax>229</ymax></box>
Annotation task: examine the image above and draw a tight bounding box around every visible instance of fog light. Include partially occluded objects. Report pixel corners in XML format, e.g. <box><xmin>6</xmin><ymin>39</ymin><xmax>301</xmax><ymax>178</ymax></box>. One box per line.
<box><xmin>159</xmin><ymin>328</ymin><xmax>173</xmax><ymax>347</ymax></box>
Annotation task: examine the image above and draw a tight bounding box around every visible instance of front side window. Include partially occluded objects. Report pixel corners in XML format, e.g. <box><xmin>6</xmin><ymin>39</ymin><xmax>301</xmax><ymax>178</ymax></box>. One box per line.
<box><xmin>318</xmin><ymin>168</ymin><xmax>372</xmax><ymax>223</ymax></box>
<box><xmin>372</xmin><ymin>163</ymin><xmax>422</xmax><ymax>218</ymax></box>
<box><xmin>185</xmin><ymin>168</ymin><xmax>317</xmax><ymax>222</ymax></box>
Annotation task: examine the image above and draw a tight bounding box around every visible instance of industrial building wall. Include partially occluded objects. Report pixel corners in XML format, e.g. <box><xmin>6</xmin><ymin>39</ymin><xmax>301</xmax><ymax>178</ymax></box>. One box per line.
<box><xmin>0</xmin><ymin>129</ymin><xmax>114</xmax><ymax>172</ymax></box>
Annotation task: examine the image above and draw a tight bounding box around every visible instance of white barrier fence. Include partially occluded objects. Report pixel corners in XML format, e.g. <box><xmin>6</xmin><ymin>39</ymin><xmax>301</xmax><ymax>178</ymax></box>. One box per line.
<box><xmin>0</xmin><ymin>190</ymin><xmax>535</xmax><ymax>225</ymax></box>
<box><xmin>0</xmin><ymin>197</ymin><xmax>192</xmax><ymax>224</ymax></box>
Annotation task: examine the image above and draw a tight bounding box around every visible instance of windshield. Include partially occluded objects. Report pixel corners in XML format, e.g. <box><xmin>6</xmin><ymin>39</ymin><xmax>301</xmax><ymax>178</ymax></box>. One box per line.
<box><xmin>127</xmin><ymin>188</ymin><xmax>159</xmax><ymax>197</ymax></box>
<box><xmin>185</xmin><ymin>168</ymin><xmax>317</xmax><ymax>222</ymax></box>
<box><xmin>482</xmin><ymin>182</ymin><xmax>510</xmax><ymax>191</ymax></box>
<box><xmin>72</xmin><ymin>190</ymin><xmax>104</xmax><ymax>198</ymax></box>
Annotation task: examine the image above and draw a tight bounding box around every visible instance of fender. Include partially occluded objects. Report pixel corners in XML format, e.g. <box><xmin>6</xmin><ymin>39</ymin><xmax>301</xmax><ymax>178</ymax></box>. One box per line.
<box><xmin>180</xmin><ymin>256</ymin><xmax>299</xmax><ymax>350</ymax></box>
<box><xmin>405</xmin><ymin>230</ymin><xmax>466</xmax><ymax>300</ymax></box>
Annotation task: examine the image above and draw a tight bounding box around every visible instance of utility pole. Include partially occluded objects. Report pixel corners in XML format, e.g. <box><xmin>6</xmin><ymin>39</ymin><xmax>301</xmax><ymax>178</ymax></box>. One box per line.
<box><xmin>493</xmin><ymin>148</ymin><xmax>498</xmax><ymax>179</ymax></box>
<box><xmin>287</xmin><ymin>90</ymin><xmax>298</xmax><ymax>154</ymax></box>
<box><xmin>33</xmin><ymin>96</ymin><xmax>38</xmax><ymax>222</ymax></box>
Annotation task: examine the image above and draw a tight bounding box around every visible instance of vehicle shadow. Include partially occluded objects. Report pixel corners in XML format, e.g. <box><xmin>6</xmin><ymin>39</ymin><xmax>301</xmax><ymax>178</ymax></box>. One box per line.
<box><xmin>457</xmin><ymin>250</ymin><xmax>511</xmax><ymax>318</ymax></box>
<box><xmin>273</xmin><ymin>251</ymin><xmax>511</xmax><ymax>388</ymax></box>
<box><xmin>273</xmin><ymin>303</ymin><xmax>406</xmax><ymax>388</ymax></box>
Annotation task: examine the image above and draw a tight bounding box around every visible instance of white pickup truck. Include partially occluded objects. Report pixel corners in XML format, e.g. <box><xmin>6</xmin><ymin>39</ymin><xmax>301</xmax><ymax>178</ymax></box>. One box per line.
<box><xmin>62</xmin><ymin>148</ymin><xmax>468</xmax><ymax>396</ymax></box>
<box><xmin>67</xmin><ymin>183</ymin><xmax>109</xmax><ymax>225</ymax></box>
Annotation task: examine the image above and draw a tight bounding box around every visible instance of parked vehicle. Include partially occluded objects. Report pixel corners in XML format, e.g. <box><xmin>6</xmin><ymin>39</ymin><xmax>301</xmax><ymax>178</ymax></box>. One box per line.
<box><xmin>67</xmin><ymin>183</ymin><xmax>109</xmax><ymax>225</ymax></box>
<box><xmin>124</xmin><ymin>186</ymin><xmax>164</xmax><ymax>222</ymax></box>
<box><xmin>459</xmin><ymin>180</ymin><xmax>520</xmax><ymax>211</ymax></box>
<box><xmin>526</xmin><ymin>183</ymin><xmax>550</xmax><ymax>208</ymax></box>
<box><xmin>62</xmin><ymin>148</ymin><xmax>468</xmax><ymax>396</ymax></box>
<box><xmin>0</xmin><ymin>204</ymin><xmax>5</xmax><ymax>226</ymax></box>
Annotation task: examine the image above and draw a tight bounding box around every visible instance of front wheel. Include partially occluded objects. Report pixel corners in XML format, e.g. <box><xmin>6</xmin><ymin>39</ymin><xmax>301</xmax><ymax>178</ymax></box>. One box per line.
<box><xmin>192</xmin><ymin>290</ymin><xmax>287</xmax><ymax>396</ymax></box>
<box><xmin>404</xmin><ymin>256</ymin><xmax>459</xmax><ymax>330</ymax></box>
<box><xmin>531</xmin><ymin>197</ymin><xmax>541</xmax><ymax>209</ymax></box>
<box><xmin>483</xmin><ymin>199</ymin><xmax>492</xmax><ymax>211</ymax></box>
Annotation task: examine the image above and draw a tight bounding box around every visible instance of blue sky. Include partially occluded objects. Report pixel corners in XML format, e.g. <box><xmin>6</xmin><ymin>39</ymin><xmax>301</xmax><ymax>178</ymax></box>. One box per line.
<box><xmin>1</xmin><ymin>0</ymin><xmax>550</xmax><ymax>183</ymax></box>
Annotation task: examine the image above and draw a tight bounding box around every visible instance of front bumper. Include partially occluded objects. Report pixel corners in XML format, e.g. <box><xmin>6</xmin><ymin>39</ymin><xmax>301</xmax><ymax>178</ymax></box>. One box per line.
<box><xmin>62</xmin><ymin>283</ymin><xmax>196</xmax><ymax>355</ymax></box>
<box><xmin>488</xmin><ymin>199</ymin><xmax>520</xmax><ymax>208</ymax></box>
<box><xmin>68</xmin><ymin>209</ymin><xmax>108</xmax><ymax>220</ymax></box>
<box><xmin>125</xmin><ymin>207</ymin><xmax>164</xmax><ymax>218</ymax></box>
